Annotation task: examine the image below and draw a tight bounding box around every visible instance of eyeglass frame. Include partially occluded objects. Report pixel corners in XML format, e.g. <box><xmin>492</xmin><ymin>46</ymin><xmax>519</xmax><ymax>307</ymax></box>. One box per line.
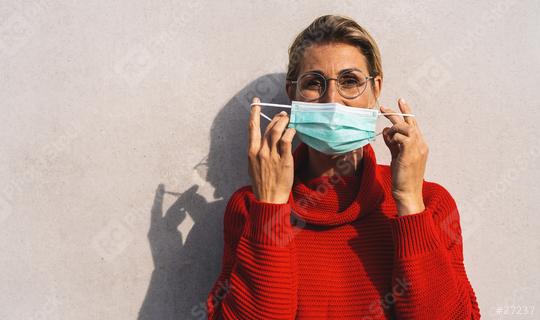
<box><xmin>287</xmin><ymin>68</ymin><xmax>375</xmax><ymax>101</ymax></box>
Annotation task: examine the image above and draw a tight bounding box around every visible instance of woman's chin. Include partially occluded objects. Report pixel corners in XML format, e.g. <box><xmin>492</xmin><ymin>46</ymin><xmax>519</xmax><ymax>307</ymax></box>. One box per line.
<box><xmin>307</xmin><ymin>145</ymin><xmax>362</xmax><ymax>161</ymax></box>
<box><xmin>329</xmin><ymin>148</ymin><xmax>362</xmax><ymax>160</ymax></box>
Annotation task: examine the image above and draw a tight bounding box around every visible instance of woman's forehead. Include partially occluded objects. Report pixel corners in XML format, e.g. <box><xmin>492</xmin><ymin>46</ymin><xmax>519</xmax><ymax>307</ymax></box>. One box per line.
<box><xmin>299</xmin><ymin>43</ymin><xmax>368</xmax><ymax>76</ymax></box>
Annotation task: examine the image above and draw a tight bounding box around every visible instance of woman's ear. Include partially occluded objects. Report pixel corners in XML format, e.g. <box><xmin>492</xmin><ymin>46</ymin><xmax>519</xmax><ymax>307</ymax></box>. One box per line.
<box><xmin>285</xmin><ymin>81</ymin><xmax>295</xmax><ymax>101</ymax></box>
<box><xmin>373</xmin><ymin>75</ymin><xmax>382</xmax><ymax>99</ymax></box>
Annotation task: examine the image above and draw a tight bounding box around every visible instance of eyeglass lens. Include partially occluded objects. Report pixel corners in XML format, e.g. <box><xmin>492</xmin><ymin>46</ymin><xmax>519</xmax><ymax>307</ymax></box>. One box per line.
<box><xmin>297</xmin><ymin>70</ymin><xmax>369</xmax><ymax>100</ymax></box>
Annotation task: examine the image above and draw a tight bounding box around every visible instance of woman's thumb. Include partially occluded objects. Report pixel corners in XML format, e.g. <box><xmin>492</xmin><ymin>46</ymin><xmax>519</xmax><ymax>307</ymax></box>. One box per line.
<box><xmin>382</xmin><ymin>127</ymin><xmax>398</xmax><ymax>158</ymax></box>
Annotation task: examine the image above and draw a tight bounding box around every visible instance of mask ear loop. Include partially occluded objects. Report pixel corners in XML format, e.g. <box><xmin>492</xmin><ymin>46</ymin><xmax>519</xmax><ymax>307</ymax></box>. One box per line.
<box><xmin>249</xmin><ymin>101</ymin><xmax>414</xmax><ymax>136</ymax></box>
<box><xmin>250</xmin><ymin>102</ymin><xmax>292</xmax><ymax>121</ymax></box>
<box><xmin>373</xmin><ymin>98</ymin><xmax>385</xmax><ymax>137</ymax></box>
<box><xmin>372</xmin><ymin>98</ymin><xmax>416</xmax><ymax>137</ymax></box>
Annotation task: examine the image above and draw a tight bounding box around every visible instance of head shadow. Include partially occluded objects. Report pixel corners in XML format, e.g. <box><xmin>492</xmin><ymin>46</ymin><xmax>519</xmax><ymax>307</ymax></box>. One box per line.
<box><xmin>137</xmin><ymin>73</ymin><xmax>296</xmax><ymax>319</ymax></box>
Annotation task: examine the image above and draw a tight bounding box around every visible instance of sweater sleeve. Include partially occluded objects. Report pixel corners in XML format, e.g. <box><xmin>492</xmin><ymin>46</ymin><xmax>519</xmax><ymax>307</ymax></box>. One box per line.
<box><xmin>206</xmin><ymin>186</ymin><xmax>298</xmax><ymax>320</ymax></box>
<box><xmin>388</xmin><ymin>183</ymin><xmax>481</xmax><ymax>320</ymax></box>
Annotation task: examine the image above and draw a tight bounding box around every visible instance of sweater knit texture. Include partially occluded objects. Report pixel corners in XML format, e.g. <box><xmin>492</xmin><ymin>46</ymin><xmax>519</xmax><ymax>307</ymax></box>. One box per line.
<box><xmin>206</xmin><ymin>142</ymin><xmax>481</xmax><ymax>319</ymax></box>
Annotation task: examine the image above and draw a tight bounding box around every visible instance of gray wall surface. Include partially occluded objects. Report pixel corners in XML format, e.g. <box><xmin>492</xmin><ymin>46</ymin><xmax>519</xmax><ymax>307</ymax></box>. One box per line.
<box><xmin>1</xmin><ymin>0</ymin><xmax>539</xmax><ymax>319</ymax></box>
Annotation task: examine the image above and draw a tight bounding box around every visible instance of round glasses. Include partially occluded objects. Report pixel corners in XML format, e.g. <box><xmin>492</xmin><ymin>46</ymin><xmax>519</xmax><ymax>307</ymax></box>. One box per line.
<box><xmin>289</xmin><ymin>69</ymin><xmax>374</xmax><ymax>101</ymax></box>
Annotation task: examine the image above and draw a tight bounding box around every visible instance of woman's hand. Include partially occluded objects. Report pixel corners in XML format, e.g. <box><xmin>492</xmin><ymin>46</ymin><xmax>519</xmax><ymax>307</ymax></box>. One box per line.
<box><xmin>248</xmin><ymin>97</ymin><xmax>297</xmax><ymax>204</ymax></box>
<box><xmin>381</xmin><ymin>98</ymin><xmax>428</xmax><ymax>216</ymax></box>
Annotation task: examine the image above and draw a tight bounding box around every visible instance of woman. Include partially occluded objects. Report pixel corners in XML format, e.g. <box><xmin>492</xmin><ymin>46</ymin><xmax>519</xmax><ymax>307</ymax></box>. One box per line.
<box><xmin>207</xmin><ymin>15</ymin><xmax>480</xmax><ymax>319</ymax></box>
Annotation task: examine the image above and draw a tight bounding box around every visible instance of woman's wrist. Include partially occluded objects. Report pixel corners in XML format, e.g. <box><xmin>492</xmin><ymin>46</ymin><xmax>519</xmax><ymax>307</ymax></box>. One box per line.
<box><xmin>257</xmin><ymin>195</ymin><xmax>290</xmax><ymax>205</ymax></box>
<box><xmin>394</xmin><ymin>194</ymin><xmax>425</xmax><ymax>217</ymax></box>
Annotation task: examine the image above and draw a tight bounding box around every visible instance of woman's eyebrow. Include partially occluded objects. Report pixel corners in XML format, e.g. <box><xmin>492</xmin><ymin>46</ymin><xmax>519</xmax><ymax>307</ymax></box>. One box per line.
<box><xmin>338</xmin><ymin>68</ymin><xmax>361</xmax><ymax>74</ymax></box>
<box><xmin>303</xmin><ymin>68</ymin><xmax>365</xmax><ymax>76</ymax></box>
<box><xmin>303</xmin><ymin>69</ymin><xmax>326</xmax><ymax>75</ymax></box>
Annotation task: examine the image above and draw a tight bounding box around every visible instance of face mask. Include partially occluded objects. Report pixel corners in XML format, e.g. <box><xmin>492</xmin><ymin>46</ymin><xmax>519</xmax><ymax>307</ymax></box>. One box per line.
<box><xmin>250</xmin><ymin>100</ymin><xmax>415</xmax><ymax>155</ymax></box>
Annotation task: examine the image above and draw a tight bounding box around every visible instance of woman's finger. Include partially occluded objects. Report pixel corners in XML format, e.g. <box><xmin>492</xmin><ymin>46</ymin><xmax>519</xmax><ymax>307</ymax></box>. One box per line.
<box><xmin>279</xmin><ymin>127</ymin><xmax>296</xmax><ymax>158</ymax></box>
<box><xmin>382</xmin><ymin>127</ymin><xmax>399</xmax><ymax>154</ymax></box>
<box><xmin>380</xmin><ymin>105</ymin><xmax>405</xmax><ymax>125</ymax></box>
<box><xmin>269</xmin><ymin>112</ymin><xmax>290</xmax><ymax>154</ymax></box>
<box><xmin>388</xmin><ymin>122</ymin><xmax>413</xmax><ymax>137</ymax></box>
<box><xmin>262</xmin><ymin>111</ymin><xmax>287</xmax><ymax>153</ymax></box>
<box><xmin>390</xmin><ymin>131</ymin><xmax>410</xmax><ymax>147</ymax></box>
<box><xmin>248</xmin><ymin>97</ymin><xmax>262</xmax><ymax>155</ymax></box>
<box><xmin>398</xmin><ymin>98</ymin><xmax>417</xmax><ymax>127</ymax></box>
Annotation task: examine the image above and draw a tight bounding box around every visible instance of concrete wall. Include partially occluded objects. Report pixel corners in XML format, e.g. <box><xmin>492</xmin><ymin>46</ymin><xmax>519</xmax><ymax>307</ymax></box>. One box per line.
<box><xmin>1</xmin><ymin>0</ymin><xmax>538</xmax><ymax>319</ymax></box>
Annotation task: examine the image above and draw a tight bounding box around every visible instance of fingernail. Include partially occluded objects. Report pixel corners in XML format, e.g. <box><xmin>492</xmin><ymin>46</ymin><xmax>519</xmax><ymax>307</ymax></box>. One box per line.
<box><xmin>253</xmin><ymin>97</ymin><xmax>260</xmax><ymax>103</ymax></box>
<box><xmin>400</xmin><ymin>97</ymin><xmax>406</xmax><ymax>104</ymax></box>
<box><xmin>279</xmin><ymin>111</ymin><xmax>287</xmax><ymax>115</ymax></box>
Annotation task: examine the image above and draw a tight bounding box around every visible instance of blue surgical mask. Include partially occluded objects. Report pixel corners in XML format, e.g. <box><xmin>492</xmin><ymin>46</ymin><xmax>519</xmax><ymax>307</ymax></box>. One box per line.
<box><xmin>250</xmin><ymin>100</ymin><xmax>415</xmax><ymax>155</ymax></box>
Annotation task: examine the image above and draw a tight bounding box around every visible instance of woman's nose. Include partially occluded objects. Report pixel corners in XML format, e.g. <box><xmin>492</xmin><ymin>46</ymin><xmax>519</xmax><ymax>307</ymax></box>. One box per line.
<box><xmin>319</xmin><ymin>79</ymin><xmax>341</xmax><ymax>103</ymax></box>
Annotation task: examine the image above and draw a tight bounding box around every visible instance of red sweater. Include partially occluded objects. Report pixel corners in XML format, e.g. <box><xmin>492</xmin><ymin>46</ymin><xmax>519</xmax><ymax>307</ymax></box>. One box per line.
<box><xmin>206</xmin><ymin>142</ymin><xmax>481</xmax><ymax>319</ymax></box>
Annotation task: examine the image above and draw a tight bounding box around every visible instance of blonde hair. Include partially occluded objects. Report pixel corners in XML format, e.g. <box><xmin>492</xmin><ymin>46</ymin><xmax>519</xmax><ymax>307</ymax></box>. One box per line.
<box><xmin>286</xmin><ymin>15</ymin><xmax>383</xmax><ymax>85</ymax></box>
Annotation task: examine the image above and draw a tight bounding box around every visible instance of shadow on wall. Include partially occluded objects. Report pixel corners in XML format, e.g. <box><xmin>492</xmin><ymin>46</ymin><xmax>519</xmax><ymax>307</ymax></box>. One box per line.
<box><xmin>138</xmin><ymin>73</ymin><xmax>299</xmax><ymax>320</ymax></box>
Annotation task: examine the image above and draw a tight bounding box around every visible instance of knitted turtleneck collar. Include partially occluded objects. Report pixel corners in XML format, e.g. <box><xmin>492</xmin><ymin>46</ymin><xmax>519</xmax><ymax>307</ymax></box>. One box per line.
<box><xmin>287</xmin><ymin>142</ymin><xmax>385</xmax><ymax>227</ymax></box>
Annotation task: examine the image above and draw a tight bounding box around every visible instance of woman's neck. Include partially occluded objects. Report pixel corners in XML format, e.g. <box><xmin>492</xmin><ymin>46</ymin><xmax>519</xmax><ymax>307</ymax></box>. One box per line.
<box><xmin>303</xmin><ymin>147</ymin><xmax>364</xmax><ymax>180</ymax></box>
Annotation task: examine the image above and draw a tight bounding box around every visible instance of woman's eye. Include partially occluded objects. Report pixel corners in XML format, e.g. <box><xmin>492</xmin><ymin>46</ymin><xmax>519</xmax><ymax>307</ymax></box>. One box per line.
<box><xmin>305</xmin><ymin>80</ymin><xmax>322</xmax><ymax>88</ymax></box>
<box><xmin>340</xmin><ymin>78</ymin><xmax>360</xmax><ymax>87</ymax></box>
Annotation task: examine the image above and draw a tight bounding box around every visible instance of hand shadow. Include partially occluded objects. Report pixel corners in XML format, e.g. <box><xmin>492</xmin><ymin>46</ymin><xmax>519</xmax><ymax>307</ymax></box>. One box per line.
<box><xmin>138</xmin><ymin>73</ymin><xmax>296</xmax><ymax>320</ymax></box>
